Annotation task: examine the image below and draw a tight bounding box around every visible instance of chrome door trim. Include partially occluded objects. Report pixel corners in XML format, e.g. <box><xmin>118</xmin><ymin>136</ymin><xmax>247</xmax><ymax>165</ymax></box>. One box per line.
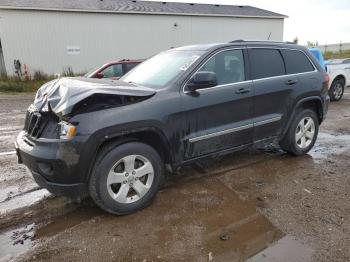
<box><xmin>188</xmin><ymin>123</ymin><xmax>253</xmax><ymax>143</ymax></box>
<box><xmin>188</xmin><ymin>115</ymin><xmax>282</xmax><ymax>143</ymax></box>
<box><xmin>254</xmin><ymin>116</ymin><xmax>282</xmax><ymax>127</ymax></box>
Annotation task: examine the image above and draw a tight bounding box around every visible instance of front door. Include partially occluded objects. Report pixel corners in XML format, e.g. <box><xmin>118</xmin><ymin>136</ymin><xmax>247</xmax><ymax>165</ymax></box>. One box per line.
<box><xmin>181</xmin><ymin>48</ymin><xmax>254</xmax><ymax>159</ymax></box>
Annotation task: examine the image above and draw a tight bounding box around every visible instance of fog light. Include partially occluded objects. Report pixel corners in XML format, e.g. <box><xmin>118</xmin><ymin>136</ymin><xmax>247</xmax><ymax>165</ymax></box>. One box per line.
<box><xmin>38</xmin><ymin>162</ymin><xmax>53</xmax><ymax>176</ymax></box>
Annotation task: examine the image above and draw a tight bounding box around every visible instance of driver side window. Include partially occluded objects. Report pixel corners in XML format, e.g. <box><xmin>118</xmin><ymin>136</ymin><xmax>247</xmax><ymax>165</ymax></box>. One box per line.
<box><xmin>199</xmin><ymin>49</ymin><xmax>245</xmax><ymax>86</ymax></box>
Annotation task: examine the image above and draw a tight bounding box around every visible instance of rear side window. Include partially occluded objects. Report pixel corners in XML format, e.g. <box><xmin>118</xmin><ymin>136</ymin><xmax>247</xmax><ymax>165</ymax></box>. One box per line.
<box><xmin>249</xmin><ymin>49</ymin><xmax>285</xmax><ymax>79</ymax></box>
<box><xmin>281</xmin><ymin>50</ymin><xmax>315</xmax><ymax>74</ymax></box>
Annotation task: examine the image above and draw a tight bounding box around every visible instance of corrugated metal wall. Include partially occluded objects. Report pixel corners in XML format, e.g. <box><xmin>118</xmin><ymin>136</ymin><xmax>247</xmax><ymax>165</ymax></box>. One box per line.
<box><xmin>0</xmin><ymin>9</ymin><xmax>284</xmax><ymax>75</ymax></box>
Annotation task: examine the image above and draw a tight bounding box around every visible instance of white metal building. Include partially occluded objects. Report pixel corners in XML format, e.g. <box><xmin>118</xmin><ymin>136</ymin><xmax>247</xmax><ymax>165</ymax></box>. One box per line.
<box><xmin>0</xmin><ymin>0</ymin><xmax>286</xmax><ymax>76</ymax></box>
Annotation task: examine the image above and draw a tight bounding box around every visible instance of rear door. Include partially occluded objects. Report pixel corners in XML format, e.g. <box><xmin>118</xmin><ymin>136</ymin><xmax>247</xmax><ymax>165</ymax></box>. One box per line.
<box><xmin>181</xmin><ymin>48</ymin><xmax>254</xmax><ymax>159</ymax></box>
<box><xmin>248</xmin><ymin>48</ymin><xmax>300</xmax><ymax>141</ymax></box>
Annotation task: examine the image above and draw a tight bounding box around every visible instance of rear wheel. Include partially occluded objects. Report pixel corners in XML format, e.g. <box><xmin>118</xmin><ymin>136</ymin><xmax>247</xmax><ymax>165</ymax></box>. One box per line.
<box><xmin>279</xmin><ymin>109</ymin><xmax>319</xmax><ymax>156</ymax></box>
<box><xmin>89</xmin><ymin>142</ymin><xmax>164</xmax><ymax>215</ymax></box>
<box><xmin>329</xmin><ymin>78</ymin><xmax>345</xmax><ymax>101</ymax></box>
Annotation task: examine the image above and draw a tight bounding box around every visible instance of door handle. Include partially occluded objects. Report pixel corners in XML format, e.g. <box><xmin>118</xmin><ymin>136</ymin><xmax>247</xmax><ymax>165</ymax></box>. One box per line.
<box><xmin>285</xmin><ymin>79</ymin><xmax>298</xmax><ymax>85</ymax></box>
<box><xmin>235</xmin><ymin>88</ymin><xmax>251</xmax><ymax>94</ymax></box>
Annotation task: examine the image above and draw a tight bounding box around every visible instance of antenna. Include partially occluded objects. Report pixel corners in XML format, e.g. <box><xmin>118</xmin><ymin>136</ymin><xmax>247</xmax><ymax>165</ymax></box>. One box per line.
<box><xmin>267</xmin><ymin>32</ymin><xmax>272</xmax><ymax>40</ymax></box>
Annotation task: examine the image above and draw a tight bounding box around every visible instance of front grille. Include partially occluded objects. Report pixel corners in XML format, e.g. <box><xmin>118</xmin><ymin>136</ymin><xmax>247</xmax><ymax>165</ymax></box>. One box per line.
<box><xmin>24</xmin><ymin>110</ymin><xmax>45</xmax><ymax>138</ymax></box>
<box><xmin>24</xmin><ymin>106</ymin><xmax>60</xmax><ymax>139</ymax></box>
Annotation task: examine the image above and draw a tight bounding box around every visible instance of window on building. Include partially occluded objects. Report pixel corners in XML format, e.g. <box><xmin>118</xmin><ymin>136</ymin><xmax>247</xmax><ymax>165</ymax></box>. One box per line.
<box><xmin>249</xmin><ymin>49</ymin><xmax>285</xmax><ymax>79</ymax></box>
<box><xmin>198</xmin><ymin>49</ymin><xmax>245</xmax><ymax>85</ymax></box>
<box><xmin>281</xmin><ymin>49</ymin><xmax>315</xmax><ymax>74</ymax></box>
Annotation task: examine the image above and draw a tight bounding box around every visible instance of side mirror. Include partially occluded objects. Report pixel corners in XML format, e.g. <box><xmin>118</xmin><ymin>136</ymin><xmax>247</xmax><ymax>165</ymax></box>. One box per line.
<box><xmin>96</xmin><ymin>72</ymin><xmax>104</xmax><ymax>79</ymax></box>
<box><xmin>186</xmin><ymin>71</ymin><xmax>217</xmax><ymax>92</ymax></box>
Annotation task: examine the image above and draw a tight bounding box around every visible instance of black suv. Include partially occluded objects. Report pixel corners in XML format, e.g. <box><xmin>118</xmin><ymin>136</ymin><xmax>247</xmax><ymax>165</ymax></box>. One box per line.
<box><xmin>16</xmin><ymin>41</ymin><xmax>330</xmax><ymax>214</ymax></box>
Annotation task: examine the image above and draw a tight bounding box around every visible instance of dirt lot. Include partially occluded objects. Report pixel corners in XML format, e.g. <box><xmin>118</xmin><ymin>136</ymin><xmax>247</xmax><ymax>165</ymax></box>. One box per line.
<box><xmin>0</xmin><ymin>90</ymin><xmax>349</xmax><ymax>262</ymax></box>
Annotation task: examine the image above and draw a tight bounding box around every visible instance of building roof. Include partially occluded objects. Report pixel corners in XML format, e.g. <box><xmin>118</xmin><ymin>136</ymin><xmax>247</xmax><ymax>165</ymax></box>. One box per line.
<box><xmin>0</xmin><ymin>0</ymin><xmax>287</xmax><ymax>18</ymax></box>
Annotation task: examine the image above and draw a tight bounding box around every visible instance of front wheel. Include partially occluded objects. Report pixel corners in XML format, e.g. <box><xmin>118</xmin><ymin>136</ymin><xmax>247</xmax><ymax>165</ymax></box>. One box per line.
<box><xmin>329</xmin><ymin>78</ymin><xmax>345</xmax><ymax>101</ymax></box>
<box><xmin>89</xmin><ymin>142</ymin><xmax>164</xmax><ymax>215</ymax></box>
<box><xmin>279</xmin><ymin>109</ymin><xmax>319</xmax><ymax>156</ymax></box>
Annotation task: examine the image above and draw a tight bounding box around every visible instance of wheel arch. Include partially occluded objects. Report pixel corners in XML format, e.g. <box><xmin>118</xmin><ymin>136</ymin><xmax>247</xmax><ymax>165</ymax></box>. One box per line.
<box><xmin>331</xmin><ymin>74</ymin><xmax>346</xmax><ymax>85</ymax></box>
<box><xmin>282</xmin><ymin>97</ymin><xmax>323</xmax><ymax>138</ymax></box>
<box><xmin>84</xmin><ymin>127</ymin><xmax>173</xmax><ymax>182</ymax></box>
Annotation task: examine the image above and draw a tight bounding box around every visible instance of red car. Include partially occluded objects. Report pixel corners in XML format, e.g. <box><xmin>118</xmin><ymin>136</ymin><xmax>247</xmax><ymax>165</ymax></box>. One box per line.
<box><xmin>85</xmin><ymin>59</ymin><xmax>143</xmax><ymax>80</ymax></box>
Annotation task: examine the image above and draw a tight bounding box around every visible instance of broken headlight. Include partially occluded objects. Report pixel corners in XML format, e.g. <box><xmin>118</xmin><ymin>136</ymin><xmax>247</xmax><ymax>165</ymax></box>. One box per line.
<box><xmin>59</xmin><ymin>122</ymin><xmax>76</xmax><ymax>140</ymax></box>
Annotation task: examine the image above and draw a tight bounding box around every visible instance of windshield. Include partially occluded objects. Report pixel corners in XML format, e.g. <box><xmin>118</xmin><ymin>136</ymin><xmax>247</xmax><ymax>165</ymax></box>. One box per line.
<box><xmin>121</xmin><ymin>50</ymin><xmax>204</xmax><ymax>88</ymax></box>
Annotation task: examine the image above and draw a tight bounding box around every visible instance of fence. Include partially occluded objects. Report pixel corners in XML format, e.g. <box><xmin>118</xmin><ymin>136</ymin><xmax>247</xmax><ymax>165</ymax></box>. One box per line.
<box><xmin>318</xmin><ymin>42</ymin><xmax>350</xmax><ymax>53</ymax></box>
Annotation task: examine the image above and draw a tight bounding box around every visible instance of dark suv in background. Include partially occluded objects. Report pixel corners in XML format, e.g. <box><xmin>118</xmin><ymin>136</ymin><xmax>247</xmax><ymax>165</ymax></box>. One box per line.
<box><xmin>16</xmin><ymin>41</ymin><xmax>330</xmax><ymax>215</ymax></box>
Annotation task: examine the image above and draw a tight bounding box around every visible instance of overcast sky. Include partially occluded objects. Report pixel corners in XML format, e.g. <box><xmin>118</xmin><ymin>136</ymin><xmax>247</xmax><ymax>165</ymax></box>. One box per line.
<box><xmin>145</xmin><ymin>0</ymin><xmax>350</xmax><ymax>45</ymax></box>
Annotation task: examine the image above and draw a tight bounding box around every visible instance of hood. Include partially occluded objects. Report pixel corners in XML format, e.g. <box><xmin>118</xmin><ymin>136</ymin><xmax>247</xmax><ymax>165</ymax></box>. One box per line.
<box><xmin>34</xmin><ymin>77</ymin><xmax>156</xmax><ymax>117</ymax></box>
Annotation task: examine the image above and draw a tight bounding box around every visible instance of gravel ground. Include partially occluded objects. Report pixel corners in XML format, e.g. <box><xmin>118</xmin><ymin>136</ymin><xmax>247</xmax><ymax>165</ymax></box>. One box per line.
<box><xmin>0</xmin><ymin>90</ymin><xmax>349</xmax><ymax>262</ymax></box>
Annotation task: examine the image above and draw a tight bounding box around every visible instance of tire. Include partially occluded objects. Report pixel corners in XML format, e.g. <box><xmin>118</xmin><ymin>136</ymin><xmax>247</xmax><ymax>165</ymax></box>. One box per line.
<box><xmin>279</xmin><ymin>109</ymin><xmax>319</xmax><ymax>156</ymax></box>
<box><xmin>329</xmin><ymin>78</ymin><xmax>345</xmax><ymax>101</ymax></box>
<box><xmin>89</xmin><ymin>142</ymin><xmax>164</xmax><ymax>215</ymax></box>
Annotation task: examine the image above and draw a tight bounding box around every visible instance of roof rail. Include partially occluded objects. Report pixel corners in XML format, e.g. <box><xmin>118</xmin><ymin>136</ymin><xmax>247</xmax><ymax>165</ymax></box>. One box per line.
<box><xmin>229</xmin><ymin>40</ymin><xmax>297</xmax><ymax>44</ymax></box>
<box><xmin>229</xmin><ymin>39</ymin><xmax>245</xmax><ymax>43</ymax></box>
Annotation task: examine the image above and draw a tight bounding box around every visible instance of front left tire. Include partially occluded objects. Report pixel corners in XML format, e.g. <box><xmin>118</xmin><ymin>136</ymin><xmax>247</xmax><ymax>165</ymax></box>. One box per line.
<box><xmin>89</xmin><ymin>142</ymin><xmax>164</xmax><ymax>215</ymax></box>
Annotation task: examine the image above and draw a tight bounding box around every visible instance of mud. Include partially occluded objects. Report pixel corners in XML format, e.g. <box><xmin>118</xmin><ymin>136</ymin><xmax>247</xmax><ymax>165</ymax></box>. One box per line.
<box><xmin>0</xmin><ymin>90</ymin><xmax>349</xmax><ymax>261</ymax></box>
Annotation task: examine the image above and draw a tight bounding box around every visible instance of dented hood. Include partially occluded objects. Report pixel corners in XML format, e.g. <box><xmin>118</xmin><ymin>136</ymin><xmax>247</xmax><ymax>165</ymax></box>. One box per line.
<box><xmin>33</xmin><ymin>77</ymin><xmax>156</xmax><ymax>116</ymax></box>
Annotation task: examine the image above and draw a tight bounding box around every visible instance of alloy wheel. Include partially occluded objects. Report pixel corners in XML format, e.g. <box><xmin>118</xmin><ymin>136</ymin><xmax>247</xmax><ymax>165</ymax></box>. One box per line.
<box><xmin>106</xmin><ymin>155</ymin><xmax>154</xmax><ymax>204</ymax></box>
<box><xmin>333</xmin><ymin>82</ymin><xmax>343</xmax><ymax>100</ymax></box>
<box><xmin>295</xmin><ymin>117</ymin><xmax>315</xmax><ymax>149</ymax></box>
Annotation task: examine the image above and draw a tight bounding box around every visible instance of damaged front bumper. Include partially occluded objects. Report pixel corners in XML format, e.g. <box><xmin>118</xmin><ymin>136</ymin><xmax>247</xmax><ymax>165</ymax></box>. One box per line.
<box><xmin>15</xmin><ymin>131</ymin><xmax>89</xmax><ymax>199</ymax></box>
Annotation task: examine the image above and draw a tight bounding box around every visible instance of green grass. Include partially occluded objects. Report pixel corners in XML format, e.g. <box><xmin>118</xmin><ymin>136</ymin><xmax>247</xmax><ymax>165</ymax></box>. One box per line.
<box><xmin>0</xmin><ymin>79</ymin><xmax>51</xmax><ymax>93</ymax></box>
<box><xmin>324</xmin><ymin>49</ymin><xmax>350</xmax><ymax>60</ymax></box>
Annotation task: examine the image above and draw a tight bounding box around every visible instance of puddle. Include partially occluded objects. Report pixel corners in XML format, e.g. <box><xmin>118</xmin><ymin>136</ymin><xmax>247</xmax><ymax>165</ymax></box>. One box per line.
<box><xmin>247</xmin><ymin>235</ymin><xmax>313</xmax><ymax>262</ymax></box>
<box><xmin>15</xmin><ymin>178</ymin><xmax>287</xmax><ymax>261</ymax></box>
<box><xmin>33</xmin><ymin>206</ymin><xmax>103</xmax><ymax>240</ymax></box>
<box><xmin>0</xmin><ymin>224</ymin><xmax>35</xmax><ymax>261</ymax></box>
<box><xmin>309</xmin><ymin>132</ymin><xmax>350</xmax><ymax>160</ymax></box>
<box><xmin>0</xmin><ymin>206</ymin><xmax>102</xmax><ymax>261</ymax></box>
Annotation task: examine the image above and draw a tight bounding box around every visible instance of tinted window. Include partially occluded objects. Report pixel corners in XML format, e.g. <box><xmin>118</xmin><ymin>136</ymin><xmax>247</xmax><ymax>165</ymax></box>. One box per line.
<box><xmin>198</xmin><ymin>49</ymin><xmax>245</xmax><ymax>85</ymax></box>
<box><xmin>125</xmin><ymin>63</ymin><xmax>139</xmax><ymax>73</ymax></box>
<box><xmin>282</xmin><ymin>50</ymin><xmax>315</xmax><ymax>74</ymax></box>
<box><xmin>249</xmin><ymin>49</ymin><xmax>285</xmax><ymax>79</ymax></box>
<box><xmin>343</xmin><ymin>59</ymin><xmax>350</xmax><ymax>64</ymax></box>
<box><xmin>101</xmin><ymin>64</ymin><xmax>123</xmax><ymax>78</ymax></box>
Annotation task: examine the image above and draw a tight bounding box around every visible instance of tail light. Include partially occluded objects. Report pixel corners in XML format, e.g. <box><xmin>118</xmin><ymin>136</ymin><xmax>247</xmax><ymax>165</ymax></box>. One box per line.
<box><xmin>323</xmin><ymin>73</ymin><xmax>330</xmax><ymax>89</ymax></box>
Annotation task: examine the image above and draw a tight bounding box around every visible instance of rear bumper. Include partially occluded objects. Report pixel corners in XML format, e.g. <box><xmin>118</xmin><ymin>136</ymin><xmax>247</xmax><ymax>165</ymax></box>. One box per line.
<box><xmin>15</xmin><ymin>131</ymin><xmax>88</xmax><ymax>199</ymax></box>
